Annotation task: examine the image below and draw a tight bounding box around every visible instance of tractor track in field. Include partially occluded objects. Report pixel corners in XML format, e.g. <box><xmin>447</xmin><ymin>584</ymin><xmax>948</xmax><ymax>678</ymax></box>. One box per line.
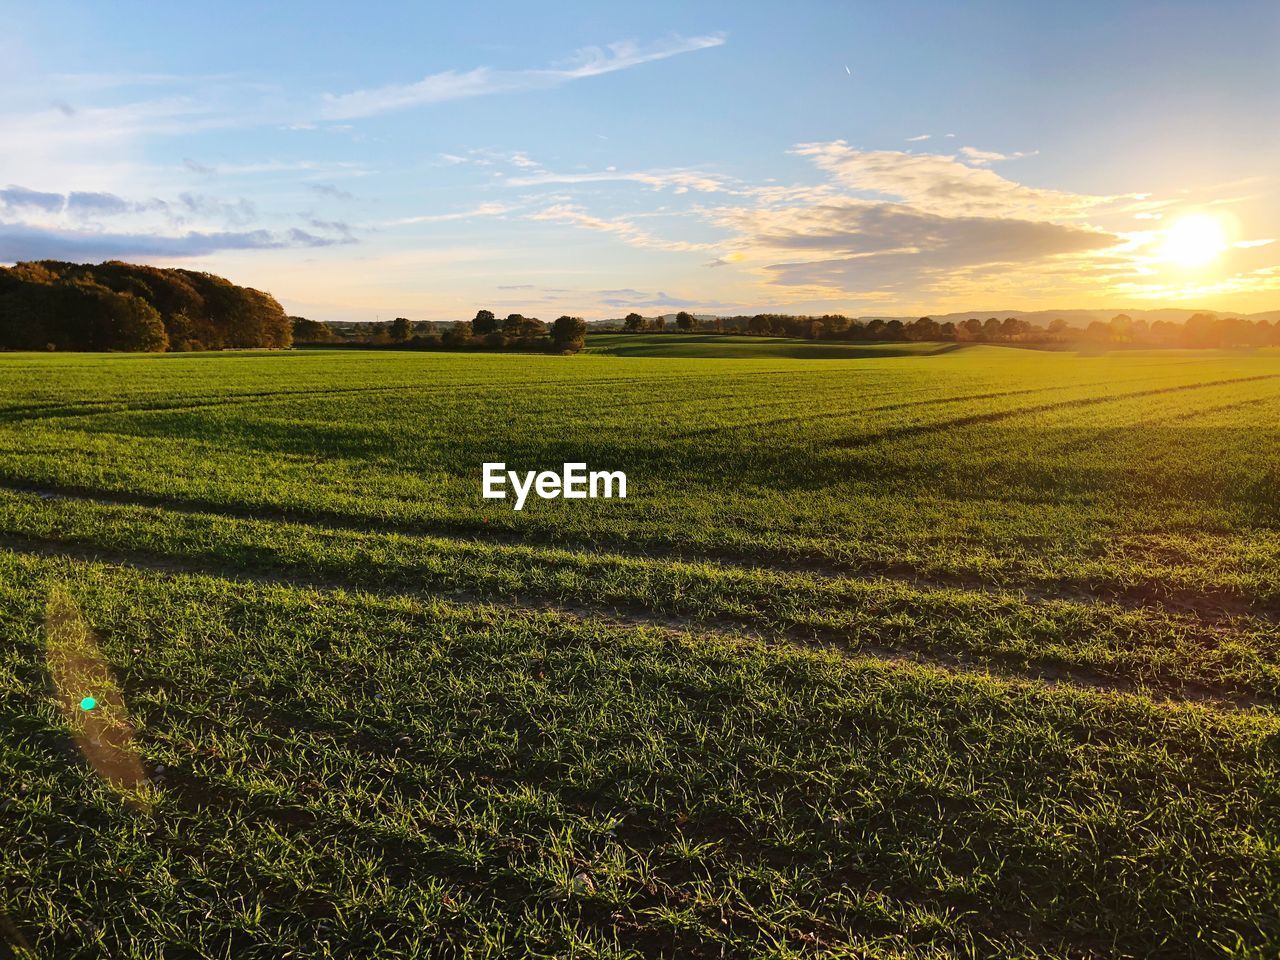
<box><xmin>674</xmin><ymin>378</ymin><xmax>1134</xmax><ymax>437</ymax></box>
<box><xmin>0</xmin><ymin>373</ymin><xmax>702</xmax><ymax>426</ymax></box>
<box><xmin>838</xmin><ymin>374</ymin><xmax>1280</xmax><ymax>448</ymax></box>
<box><xmin>1</xmin><ymin>476</ymin><xmax>1277</xmax><ymax>630</ymax></box>
<box><xmin>0</xmin><ymin>529</ymin><xmax>1274</xmax><ymax>713</ymax></box>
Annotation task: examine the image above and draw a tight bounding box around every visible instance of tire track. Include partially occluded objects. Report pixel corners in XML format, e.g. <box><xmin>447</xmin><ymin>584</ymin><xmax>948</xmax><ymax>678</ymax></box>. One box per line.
<box><xmin>838</xmin><ymin>374</ymin><xmax>1280</xmax><ymax>449</ymax></box>
<box><xmin>0</xmin><ymin>530</ymin><xmax>1272</xmax><ymax>712</ymax></box>
<box><xmin>0</xmin><ymin>475</ymin><xmax>1275</xmax><ymax>627</ymax></box>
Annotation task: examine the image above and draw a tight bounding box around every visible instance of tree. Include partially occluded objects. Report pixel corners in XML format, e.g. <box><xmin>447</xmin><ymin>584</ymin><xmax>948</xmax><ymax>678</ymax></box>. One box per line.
<box><xmin>0</xmin><ymin>261</ymin><xmax>292</xmax><ymax>352</ymax></box>
<box><xmin>442</xmin><ymin>321</ymin><xmax>472</xmax><ymax>346</ymax></box>
<box><xmin>653</xmin><ymin>315</ymin><xmax>666</xmax><ymax>331</ymax></box>
<box><xmin>623</xmin><ymin>312</ymin><xmax>645</xmax><ymax>332</ymax></box>
<box><xmin>551</xmin><ymin>315</ymin><xmax>587</xmax><ymax>353</ymax></box>
<box><xmin>908</xmin><ymin>317</ymin><xmax>939</xmax><ymax>341</ymax></box>
<box><xmin>675</xmin><ymin>310</ymin><xmax>695</xmax><ymax>332</ymax></box>
<box><xmin>473</xmin><ymin>309</ymin><xmax>497</xmax><ymax>336</ymax></box>
<box><xmin>390</xmin><ymin>317</ymin><xmax>414</xmax><ymax>342</ymax></box>
<box><xmin>290</xmin><ymin>316</ymin><xmax>336</xmax><ymax>343</ymax></box>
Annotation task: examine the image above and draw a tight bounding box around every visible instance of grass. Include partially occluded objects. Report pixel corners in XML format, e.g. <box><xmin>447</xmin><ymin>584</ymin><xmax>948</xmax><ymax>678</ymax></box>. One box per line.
<box><xmin>1</xmin><ymin>344</ymin><xmax>1279</xmax><ymax>957</ymax></box>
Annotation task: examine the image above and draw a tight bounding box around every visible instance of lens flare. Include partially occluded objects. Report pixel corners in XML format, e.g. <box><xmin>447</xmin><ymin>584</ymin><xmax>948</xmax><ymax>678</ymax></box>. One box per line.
<box><xmin>46</xmin><ymin>588</ymin><xmax>149</xmax><ymax>806</ymax></box>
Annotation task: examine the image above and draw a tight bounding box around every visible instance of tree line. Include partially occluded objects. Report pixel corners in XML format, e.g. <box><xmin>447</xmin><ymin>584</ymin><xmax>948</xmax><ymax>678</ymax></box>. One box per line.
<box><xmin>293</xmin><ymin>310</ymin><xmax>588</xmax><ymax>353</ymax></box>
<box><xmin>612</xmin><ymin>310</ymin><xmax>1280</xmax><ymax>348</ymax></box>
<box><xmin>0</xmin><ymin>261</ymin><xmax>291</xmax><ymax>352</ymax></box>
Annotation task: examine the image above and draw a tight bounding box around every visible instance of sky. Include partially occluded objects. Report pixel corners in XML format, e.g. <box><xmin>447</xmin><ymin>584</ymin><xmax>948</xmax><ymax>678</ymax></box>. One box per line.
<box><xmin>1</xmin><ymin>0</ymin><xmax>1278</xmax><ymax>321</ymax></box>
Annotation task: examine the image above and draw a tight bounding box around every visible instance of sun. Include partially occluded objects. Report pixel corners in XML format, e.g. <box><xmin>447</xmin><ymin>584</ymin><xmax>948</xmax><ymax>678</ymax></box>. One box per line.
<box><xmin>1158</xmin><ymin>214</ymin><xmax>1229</xmax><ymax>268</ymax></box>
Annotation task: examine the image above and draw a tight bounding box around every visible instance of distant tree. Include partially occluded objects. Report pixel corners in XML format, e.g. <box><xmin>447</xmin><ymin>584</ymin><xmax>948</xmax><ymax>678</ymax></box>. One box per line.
<box><xmin>551</xmin><ymin>315</ymin><xmax>587</xmax><ymax>353</ymax></box>
<box><xmin>907</xmin><ymin>316</ymin><xmax>939</xmax><ymax>341</ymax></box>
<box><xmin>472</xmin><ymin>309</ymin><xmax>497</xmax><ymax>336</ymax></box>
<box><xmin>961</xmin><ymin>318</ymin><xmax>983</xmax><ymax>341</ymax></box>
<box><xmin>652</xmin><ymin>315</ymin><xmax>666</xmax><ymax>331</ymax></box>
<box><xmin>442</xmin><ymin>321</ymin><xmax>473</xmax><ymax>346</ymax></box>
<box><xmin>675</xmin><ymin>310</ymin><xmax>696</xmax><ymax>332</ymax></box>
<box><xmin>623</xmin><ymin>312</ymin><xmax>645</xmax><ymax>332</ymax></box>
<box><xmin>290</xmin><ymin>316</ymin><xmax>336</xmax><ymax>343</ymax></box>
<box><xmin>0</xmin><ymin>260</ymin><xmax>294</xmax><ymax>351</ymax></box>
<box><xmin>1085</xmin><ymin>319</ymin><xmax>1111</xmax><ymax>342</ymax></box>
<box><xmin>982</xmin><ymin>317</ymin><xmax>1002</xmax><ymax>341</ymax></box>
<box><xmin>390</xmin><ymin>317</ymin><xmax>414</xmax><ymax>342</ymax></box>
<box><xmin>1048</xmin><ymin>318</ymin><xmax>1070</xmax><ymax>338</ymax></box>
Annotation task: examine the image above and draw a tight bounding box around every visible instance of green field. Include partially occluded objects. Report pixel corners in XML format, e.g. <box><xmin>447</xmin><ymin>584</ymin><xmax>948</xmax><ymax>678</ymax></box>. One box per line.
<box><xmin>2</xmin><ymin>344</ymin><xmax>1279</xmax><ymax>958</ymax></box>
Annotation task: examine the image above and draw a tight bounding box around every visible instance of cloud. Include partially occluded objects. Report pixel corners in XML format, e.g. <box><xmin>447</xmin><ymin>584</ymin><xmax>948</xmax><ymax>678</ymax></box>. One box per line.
<box><xmin>1</xmin><ymin>185</ymin><xmax>167</xmax><ymax>218</ymax></box>
<box><xmin>526</xmin><ymin>203</ymin><xmax>711</xmax><ymax>251</ymax></box>
<box><xmin>0</xmin><ymin>221</ymin><xmax>351</xmax><ymax>262</ymax></box>
<box><xmin>308</xmin><ymin>182</ymin><xmax>354</xmax><ymax>200</ymax></box>
<box><xmin>594</xmin><ymin>289</ymin><xmax>716</xmax><ymax>309</ymax></box>
<box><xmin>958</xmin><ymin>146</ymin><xmax>1009</xmax><ymax>164</ymax></box>
<box><xmin>0</xmin><ymin>186</ymin><xmax>66</xmax><ymax>213</ymax></box>
<box><xmin>508</xmin><ymin>167</ymin><xmax>730</xmax><ymax>194</ymax></box>
<box><xmin>906</xmin><ymin>134</ymin><xmax>931</xmax><ymax>142</ymax></box>
<box><xmin>387</xmin><ymin>202</ymin><xmax>515</xmax><ymax>226</ymax></box>
<box><xmin>790</xmin><ymin>141</ymin><xmax>1109</xmax><ymax>218</ymax></box>
<box><xmin>959</xmin><ymin>145</ymin><xmax>1037</xmax><ymax>165</ymax></box>
<box><xmin>750</xmin><ymin>204</ymin><xmax>1119</xmax><ymax>293</ymax></box>
<box><xmin>175</xmin><ymin>193</ymin><xmax>258</xmax><ymax>226</ymax></box>
<box><xmin>320</xmin><ymin>34</ymin><xmax>726</xmax><ymax>120</ymax></box>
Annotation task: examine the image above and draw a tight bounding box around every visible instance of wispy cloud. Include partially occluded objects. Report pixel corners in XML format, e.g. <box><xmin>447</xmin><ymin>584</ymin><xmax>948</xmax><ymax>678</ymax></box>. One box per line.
<box><xmin>308</xmin><ymin>182</ymin><xmax>354</xmax><ymax>201</ymax></box>
<box><xmin>508</xmin><ymin>167</ymin><xmax>730</xmax><ymax>194</ymax></box>
<box><xmin>320</xmin><ymin>34</ymin><xmax>726</xmax><ymax>120</ymax></box>
<box><xmin>526</xmin><ymin>203</ymin><xmax>711</xmax><ymax>252</ymax></box>
<box><xmin>0</xmin><ymin>221</ymin><xmax>351</xmax><ymax>262</ymax></box>
<box><xmin>905</xmin><ymin>134</ymin><xmax>931</xmax><ymax>142</ymax></box>
<box><xmin>0</xmin><ymin>185</ymin><xmax>167</xmax><ymax>218</ymax></box>
<box><xmin>959</xmin><ymin>145</ymin><xmax>1037</xmax><ymax>165</ymax></box>
<box><xmin>386</xmin><ymin>202</ymin><xmax>515</xmax><ymax>226</ymax></box>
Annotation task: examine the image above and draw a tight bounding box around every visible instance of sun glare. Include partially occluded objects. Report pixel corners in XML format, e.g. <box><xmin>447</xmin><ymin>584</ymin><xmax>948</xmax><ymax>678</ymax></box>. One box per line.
<box><xmin>1158</xmin><ymin>214</ymin><xmax>1229</xmax><ymax>268</ymax></box>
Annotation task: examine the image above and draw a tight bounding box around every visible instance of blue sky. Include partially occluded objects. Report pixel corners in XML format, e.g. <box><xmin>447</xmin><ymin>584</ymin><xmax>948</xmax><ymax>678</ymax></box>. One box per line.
<box><xmin>2</xmin><ymin>0</ymin><xmax>1278</xmax><ymax>320</ymax></box>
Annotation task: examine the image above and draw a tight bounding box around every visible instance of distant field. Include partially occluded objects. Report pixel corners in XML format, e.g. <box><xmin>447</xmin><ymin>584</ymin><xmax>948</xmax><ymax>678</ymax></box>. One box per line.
<box><xmin>582</xmin><ymin>332</ymin><xmax>955</xmax><ymax>358</ymax></box>
<box><xmin>2</xmin><ymin>344</ymin><xmax>1279</xmax><ymax>958</ymax></box>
